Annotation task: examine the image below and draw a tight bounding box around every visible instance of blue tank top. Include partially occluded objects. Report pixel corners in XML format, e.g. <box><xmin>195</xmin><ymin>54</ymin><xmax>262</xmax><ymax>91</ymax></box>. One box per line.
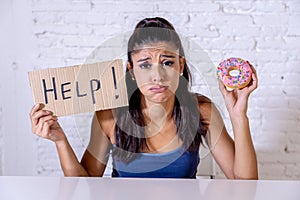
<box><xmin>112</xmin><ymin>146</ymin><xmax>200</xmax><ymax>178</ymax></box>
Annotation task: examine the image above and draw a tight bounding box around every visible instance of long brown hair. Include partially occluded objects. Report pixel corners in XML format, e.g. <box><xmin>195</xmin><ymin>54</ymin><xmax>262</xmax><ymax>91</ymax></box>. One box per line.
<box><xmin>113</xmin><ymin>17</ymin><xmax>207</xmax><ymax>161</ymax></box>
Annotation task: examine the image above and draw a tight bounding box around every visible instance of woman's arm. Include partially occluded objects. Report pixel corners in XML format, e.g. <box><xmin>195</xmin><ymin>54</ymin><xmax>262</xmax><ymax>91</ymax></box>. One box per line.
<box><xmin>229</xmin><ymin>113</ymin><xmax>258</xmax><ymax>179</ymax></box>
<box><xmin>219</xmin><ymin>64</ymin><xmax>258</xmax><ymax>179</ymax></box>
<box><xmin>30</xmin><ymin>104</ymin><xmax>88</xmax><ymax>176</ymax></box>
<box><xmin>198</xmin><ymin>65</ymin><xmax>258</xmax><ymax>179</ymax></box>
<box><xmin>55</xmin><ymin>137</ymin><xmax>89</xmax><ymax>176</ymax></box>
<box><xmin>30</xmin><ymin>104</ymin><xmax>113</xmax><ymax>177</ymax></box>
<box><xmin>80</xmin><ymin>110</ymin><xmax>115</xmax><ymax>177</ymax></box>
<box><xmin>200</xmin><ymin>102</ymin><xmax>257</xmax><ymax>179</ymax></box>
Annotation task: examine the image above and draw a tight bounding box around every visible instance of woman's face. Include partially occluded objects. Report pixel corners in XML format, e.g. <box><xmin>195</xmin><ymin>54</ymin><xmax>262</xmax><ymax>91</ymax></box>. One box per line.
<box><xmin>128</xmin><ymin>42</ymin><xmax>185</xmax><ymax>104</ymax></box>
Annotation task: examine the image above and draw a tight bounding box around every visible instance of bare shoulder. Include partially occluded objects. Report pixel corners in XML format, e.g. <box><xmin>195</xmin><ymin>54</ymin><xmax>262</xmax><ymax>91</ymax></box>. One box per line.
<box><xmin>196</xmin><ymin>94</ymin><xmax>212</xmax><ymax>104</ymax></box>
<box><xmin>95</xmin><ymin>109</ymin><xmax>116</xmax><ymax>139</ymax></box>
<box><xmin>195</xmin><ymin>94</ymin><xmax>223</xmax><ymax>127</ymax></box>
<box><xmin>196</xmin><ymin>95</ymin><xmax>213</xmax><ymax>123</ymax></box>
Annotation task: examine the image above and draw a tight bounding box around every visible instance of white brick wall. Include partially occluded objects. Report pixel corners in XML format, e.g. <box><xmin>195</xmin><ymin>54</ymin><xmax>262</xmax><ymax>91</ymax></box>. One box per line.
<box><xmin>0</xmin><ymin>106</ymin><xmax>2</xmax><ymax>176</ymax></box>
<box><xmin>0</xmin><ymin>0</ymin><xmax>299</xmax><ymax>179</ymax></box>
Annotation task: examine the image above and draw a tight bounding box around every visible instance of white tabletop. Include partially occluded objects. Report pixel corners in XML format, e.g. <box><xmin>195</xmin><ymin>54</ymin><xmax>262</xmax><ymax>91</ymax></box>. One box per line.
<box><xmin>0</xmin><ymin>176</ymin><xmax>299</xmax><ymax>200</ymax></box>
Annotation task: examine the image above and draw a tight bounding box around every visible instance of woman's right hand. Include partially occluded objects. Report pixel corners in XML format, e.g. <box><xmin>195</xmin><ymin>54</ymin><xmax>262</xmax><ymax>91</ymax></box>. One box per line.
<box><xmin>30</xmin><ymin>104</ymin><xmax>66</xmax><ymax>143</ymax></box>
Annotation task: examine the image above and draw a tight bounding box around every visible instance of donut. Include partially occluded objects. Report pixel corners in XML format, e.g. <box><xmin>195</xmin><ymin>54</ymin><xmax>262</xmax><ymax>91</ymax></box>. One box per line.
<box><xmin>217</xmin><ymin>57</ymin><xmax>252</xmax><ymax>90</ymax></box>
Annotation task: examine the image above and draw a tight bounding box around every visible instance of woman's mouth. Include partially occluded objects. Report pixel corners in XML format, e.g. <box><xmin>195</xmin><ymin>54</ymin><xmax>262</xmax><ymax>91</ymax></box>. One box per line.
<box><xmin>149</xmin><ymin>86</ymin><xmax>168</xmax><ymax>93</ymax></box>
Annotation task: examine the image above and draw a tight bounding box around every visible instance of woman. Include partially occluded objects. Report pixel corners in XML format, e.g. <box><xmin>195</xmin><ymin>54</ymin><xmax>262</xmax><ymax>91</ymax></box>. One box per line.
<box><xmin>30</xmin><ymin>17</ymin><xmax>258</xmax><ymax>179</ymax></box>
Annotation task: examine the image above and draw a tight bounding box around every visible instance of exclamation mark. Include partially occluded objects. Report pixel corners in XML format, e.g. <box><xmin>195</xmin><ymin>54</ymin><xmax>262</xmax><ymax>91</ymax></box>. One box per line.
<box><xmin>111</xmin><ymin>66</ymin><xmax>119</xmax><ymax>99</ymax></box>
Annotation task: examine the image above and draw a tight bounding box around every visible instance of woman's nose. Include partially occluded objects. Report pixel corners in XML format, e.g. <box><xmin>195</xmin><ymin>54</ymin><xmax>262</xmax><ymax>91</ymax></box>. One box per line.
<box><xmin>151</xmin><ymin>64</ymin><xmax>165</xmax><ymax>82</ymax></box>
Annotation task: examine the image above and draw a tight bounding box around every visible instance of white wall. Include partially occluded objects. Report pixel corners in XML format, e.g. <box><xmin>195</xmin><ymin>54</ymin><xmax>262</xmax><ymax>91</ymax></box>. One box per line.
<box><xmin>0</xmin><ymin>0</ymin><xmax>299</xmax><ymax>179</ymax></box>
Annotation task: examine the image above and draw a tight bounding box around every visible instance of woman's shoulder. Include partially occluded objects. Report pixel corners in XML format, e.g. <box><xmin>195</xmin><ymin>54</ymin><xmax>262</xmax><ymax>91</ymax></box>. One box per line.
<box><xmin>95</xmin><ymin>109</ymin><xmax>114</xmax><ymax>120</ymax></box>
<box><xmin>193</xmin><ymin>93</ymin><xmax>224</xmax><ymax>127</ymax></box>
<box><xmin>95</xmin><ymin>109</ymin><xmax>116</xmax><ymax>138</ymax></box>
<box><xmin>193</xmin><ymin>93</ymin><xmax>213</xmax><ymax>112</ymax></box>
<box><xmin>194</xmin><ymin>93</ymin><xmax>212</xmax><ymax>104</ymax></box>
<box><xmin>192</xmin><ymin>93</ymin><xmax>217</xmax><ymax>124</ymax></box>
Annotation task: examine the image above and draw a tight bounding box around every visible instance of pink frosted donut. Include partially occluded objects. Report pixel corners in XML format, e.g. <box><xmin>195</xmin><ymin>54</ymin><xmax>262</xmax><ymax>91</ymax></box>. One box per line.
<box><xmin>217</xmin><ymin>57</ymin><xmax>252</xmax><ymax>90</ymax></box>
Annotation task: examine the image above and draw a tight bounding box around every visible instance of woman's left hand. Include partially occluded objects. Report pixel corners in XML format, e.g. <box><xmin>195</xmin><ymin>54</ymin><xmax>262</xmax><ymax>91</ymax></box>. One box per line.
<box><xmin>218</xmin><ymin>62</ymin><xmax>258</xmax><ymax>116</ymax></box>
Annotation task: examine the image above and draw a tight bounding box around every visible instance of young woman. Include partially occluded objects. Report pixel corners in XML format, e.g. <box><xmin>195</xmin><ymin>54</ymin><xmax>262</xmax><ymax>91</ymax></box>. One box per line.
<box><xmin>30</xmin><ymin>17</ymin><xmax>258</xmax><ymax>179</ymax></box>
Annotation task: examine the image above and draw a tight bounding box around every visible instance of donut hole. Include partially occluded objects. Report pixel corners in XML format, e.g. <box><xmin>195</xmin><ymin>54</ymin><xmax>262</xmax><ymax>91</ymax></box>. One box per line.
<box><xmin>228</xmin><ymin>67</ymin><xmax>240</xmax><ymax>77</ymax></box>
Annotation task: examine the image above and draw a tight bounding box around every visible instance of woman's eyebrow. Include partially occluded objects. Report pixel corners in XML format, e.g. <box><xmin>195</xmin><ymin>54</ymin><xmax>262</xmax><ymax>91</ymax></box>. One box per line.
<box><xmin>161</xmin><ymin>54</ymin><xmax>176</xmax><ymax>58</ymax></box>
<box><xmin>137</xmin><ymin>54</ymin><xmax>176</xmax><ymax>62</ymax></box>
<box><xmin>137</xmin><ymin>57</ymin><xmax>150</xmax><ymax>62</ymax></box>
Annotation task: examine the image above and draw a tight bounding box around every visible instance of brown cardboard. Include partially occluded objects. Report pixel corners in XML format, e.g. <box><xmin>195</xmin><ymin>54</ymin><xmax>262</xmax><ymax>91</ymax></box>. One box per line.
<box><xmin>28</xmin><ymin>59</ymin><xmax>128</xmax><ymax>116</ymax></box>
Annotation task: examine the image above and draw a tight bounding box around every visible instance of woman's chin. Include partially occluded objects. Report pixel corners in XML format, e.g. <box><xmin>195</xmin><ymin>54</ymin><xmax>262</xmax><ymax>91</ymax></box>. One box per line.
<box><xmin>144</xmin><ymin>92</ymin><xmax>175</xmax><ymax>104</ymax></box>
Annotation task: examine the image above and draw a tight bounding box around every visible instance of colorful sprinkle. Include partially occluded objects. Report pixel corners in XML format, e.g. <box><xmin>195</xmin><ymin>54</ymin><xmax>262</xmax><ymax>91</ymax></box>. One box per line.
<box><xmin>217</xmin><ymin>57</ymin><xmax>252</xmax><ymax>89</ymax></box>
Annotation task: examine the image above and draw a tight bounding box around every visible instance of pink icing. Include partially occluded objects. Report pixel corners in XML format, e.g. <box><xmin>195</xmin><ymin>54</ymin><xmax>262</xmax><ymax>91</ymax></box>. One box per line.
<box><xmin>217</xmin><ymin>57</ymin><xmax>252</xmax><ymax>89</ymax></box>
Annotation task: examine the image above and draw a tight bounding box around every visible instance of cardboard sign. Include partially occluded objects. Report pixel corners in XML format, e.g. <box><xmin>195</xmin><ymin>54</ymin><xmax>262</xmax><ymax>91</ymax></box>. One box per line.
<box><xmin>28</xmin><ymin>59</ymin><xmax>128</xmax><ymax>116</ymax></box>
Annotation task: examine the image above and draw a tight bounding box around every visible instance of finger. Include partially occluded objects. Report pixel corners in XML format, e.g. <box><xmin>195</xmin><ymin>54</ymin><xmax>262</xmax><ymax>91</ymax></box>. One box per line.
<box><xmin>249</xmin><ymin>72</ymin><xmax>258</xmax><ymax>92</ymax></box>
<box><xmin>243</xmin><ymin>73</ymin><xmax>257</xmax><ymax>95</ymax></box>
<box><xmin>247</xmin><ymin>61</ymin><xmax>257</xmax><ymax>75</ymax></box>
<box><xmin>40</xmin><ymin>115</ymin><xmax>58</xmax><ymax>123</ymax></box>
<box><xmin>218</xmin><ymin>78</ymin><xmax>229</xmax><ymax>96</ymax></box>
<box><xmin>35</xmin><ymin>119</ymin><xmax>44</xmax><ymax>136</ymax></box>
<box><xmin>42</xmin><ymin>123</ymin><xmax>50</xmax><ymax>138</ymax></box>
<box><xmin>245</xmin><ymin>61</ymin><xmax>258</xmax><ymax>91</ymax></box>
<box><xmin>33</xmin><ymin>115</ymin><xmax>57</xmax><ymax>135</ymax></box>
<box><xmin>41</xmin><ymin>119</ymin><xmax>56</xmax><ymax>138</ymax></box>
<box><xmin>30</xmin><ymin>104</ymin><xmax>41</xmax><ymax>126</ymax></box>
<box><xmin>30</xmin><ymin>103</ymin><xmax>45</xmax><ymax>116</ymax></box>
<box><xmin>30</xmin><ymin>104</ymin><xmax>40</xmax><ymax>116</ymax></box>
<box><xmin>252</xmin><ymin>67</ymin><xmax>258</xmax><ymax>86</ymax></box>
<box><xmin>31</xmin><ymin>110</ymin><xmax>53</xmax><ymax>126</ymax></box>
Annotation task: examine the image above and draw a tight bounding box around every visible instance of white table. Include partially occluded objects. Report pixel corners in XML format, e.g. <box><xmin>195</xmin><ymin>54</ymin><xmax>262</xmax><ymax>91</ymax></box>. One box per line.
<box><xmin>0</xmin><ymin>176</ymin><xmax>299</xmax><ymax>200</ymax></box>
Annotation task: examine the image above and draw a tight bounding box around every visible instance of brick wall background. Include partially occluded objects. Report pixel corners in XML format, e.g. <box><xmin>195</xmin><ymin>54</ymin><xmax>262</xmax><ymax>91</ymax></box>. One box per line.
<box><xmin>0</xmin><ymin>0</ymin><xmax>299</xmax><ymax>179</ymax></box>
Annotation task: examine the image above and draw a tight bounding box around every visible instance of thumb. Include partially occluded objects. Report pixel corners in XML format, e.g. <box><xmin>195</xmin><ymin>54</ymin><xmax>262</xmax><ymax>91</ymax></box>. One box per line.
<box><xmin>218</xmin><ymin>78</ymin><xmax>229</xmax><ymax>97</ymax></box>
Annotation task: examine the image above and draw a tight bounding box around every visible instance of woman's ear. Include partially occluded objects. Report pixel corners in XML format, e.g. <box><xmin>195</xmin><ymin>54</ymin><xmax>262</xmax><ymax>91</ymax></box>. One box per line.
<box><xmin>179</xmin><ymin>56</ymin><xmax>185</xmax><ymax>74</ymax></box>
<box><xmin>127</xmin><ymin>61</ymin><xmax>132</xmax><ymax>71</ymax></box>
<box><xmin>127</xmin><ymin>61</ymin><xmax>135</xmax><ymax>80</ymax></box>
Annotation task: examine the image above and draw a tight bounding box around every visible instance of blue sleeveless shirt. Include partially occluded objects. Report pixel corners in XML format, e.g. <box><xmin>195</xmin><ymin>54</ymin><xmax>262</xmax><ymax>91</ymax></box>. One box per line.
<box><xmin>112</xmin><ymin>146</ymin><xmax>200</xmax><ymax>178</ymax></box>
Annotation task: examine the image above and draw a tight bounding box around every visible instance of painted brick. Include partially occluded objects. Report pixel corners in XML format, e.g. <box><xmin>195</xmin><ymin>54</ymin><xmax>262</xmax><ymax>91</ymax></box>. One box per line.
<box><xmin>33</xmin><ymin>24</ymin><xmax>93</xmax><ymax>35</ymax></box>
<box><xmin>0</xmin><ymin>106</ymin><xmax>2</xmax><ymax>175</ymax></box>
<box><xmin>92</xmin><ymin>1</ymin><xmax>156</xmax><ymax>13</ymax></box>
<box><xmin>253</xmin><ymin>14</ymin><xmax>289</xmax><ymax>26</ymax></box>
<box><xmin>221</xmin><ymin>1</ymin><xmax>254</xmax><ymax>14</ymax></box>
<box><xmin>285</xmin><ymin>37</ymin><xmax>300</xmax><ymax>49</ymax></box>
<box><xmin>254</xmin><ymin>1</ymin><xmax>286</xmax><ymax>13</ymax></box>
<box><xmin>261</xmin><ymin>119</ymin><xmax>300</xmax><ymax>134</ymax></box>
<box><xmin>286</xmin><ymin>1</ymin><xmax>300</xmax><ymax>13</ymax></box>
<box><xmin>63</xmin><ymin>13</ymin><xmax>107</xmax><ymax>25</ymax></box>
<box><xmin>256</xmin><ymin>37</ymin><xmax>286</xmax><ymax>50</ymax></box>
<box><xmin>31</xmin><ymin>0</ymin><xmax>91</xmax><ymax>12</ymax></box>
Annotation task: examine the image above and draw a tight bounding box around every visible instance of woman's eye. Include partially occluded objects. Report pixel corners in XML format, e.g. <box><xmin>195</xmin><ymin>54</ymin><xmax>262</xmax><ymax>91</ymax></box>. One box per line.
<box><xmin>139</xmin><ymin>63</ymin><xmax>151</xmax><ymax>69</ymax></box>
<box><xmin>162</xmin><ymin>61</ymin><xmax>174</xmax><ymax>67</ymax></box>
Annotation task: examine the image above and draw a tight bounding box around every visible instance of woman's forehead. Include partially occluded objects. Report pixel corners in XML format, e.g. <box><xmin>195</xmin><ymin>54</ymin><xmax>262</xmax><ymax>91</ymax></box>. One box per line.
<box><xmin>131</xmin><ymin>42</ymin><xmax>179</xmax><ymax>57</ymax></box>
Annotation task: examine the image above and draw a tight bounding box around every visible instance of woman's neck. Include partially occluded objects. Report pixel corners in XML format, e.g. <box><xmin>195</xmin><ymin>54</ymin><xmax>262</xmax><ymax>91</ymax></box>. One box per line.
<box><xmin>141</xmin><ymin>95</ymin><xmax>175</xmax><ymax>121</ymax></box>
<box><xmin>140</xmin><ymin>95</ymin><xmax>181</xmax><ymax>152</ymax></box>
<box><xmin>141</xmin><ymin>95</ymin><xmax>175</xmax><ymax>137</ymax></box>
